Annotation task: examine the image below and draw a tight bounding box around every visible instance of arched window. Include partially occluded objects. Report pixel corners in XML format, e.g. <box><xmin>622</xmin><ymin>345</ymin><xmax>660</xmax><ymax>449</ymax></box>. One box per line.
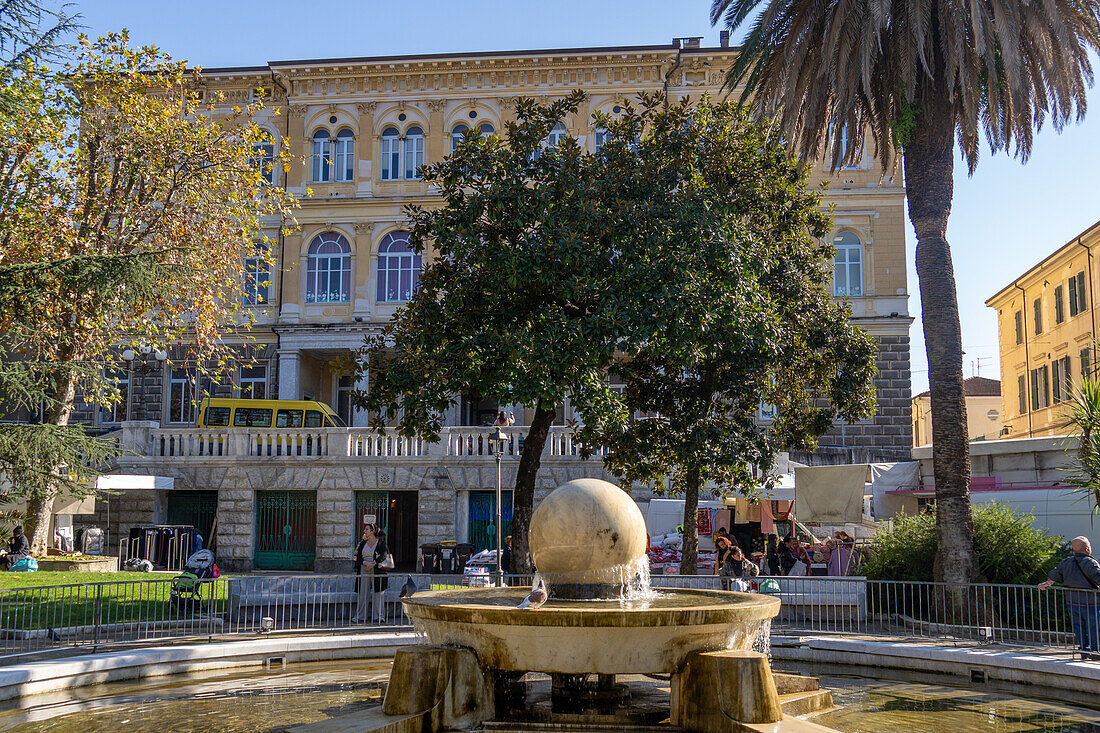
<box><xmin>376</xmin><ymin>231</ymin><xmax>421</xmax><ymax>302</ymax></box>
<box><xmin>404</xmin><ymin>126</ymin><xmax>424</xmax><ymax>180</ymax></box>
<box><xmin>334</xmin><ymin>129</ymin><xmax>354</xmax><ymax>182</ymax></box>
<box><xmin>832</xmin><ymin>231</ymin><xmax>863</xmax><ymax>297</ymax></box>
<box><xmin>311</xmin><ymin>130</ymin><xmax>331</xmax><ymax>182</ymax></box>
<box><xmin>306</xmin><ymin>232</ymin><xmax>351</xmax><ymax>303</ymax></box>
<box><xmin>380</xmin><ymin>127</ymin><xmax>400</xmax><ymax>180</ymax></box>
<box><xmin>451</xmin><ymin>123</ymin><xmax>468</xmax><ymax>154</ymax></box>
<box><xmin>477</xmin><ymin>122</ymin><xmax>495</xmax><ymax>136</ymax></box>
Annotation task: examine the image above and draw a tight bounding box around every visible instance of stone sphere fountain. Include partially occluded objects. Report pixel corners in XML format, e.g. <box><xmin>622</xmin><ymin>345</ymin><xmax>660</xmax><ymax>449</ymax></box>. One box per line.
<box><xmin>363</xmin><ymin>479</ymin><xmax>836</xmax><ymax>732</ymax></box>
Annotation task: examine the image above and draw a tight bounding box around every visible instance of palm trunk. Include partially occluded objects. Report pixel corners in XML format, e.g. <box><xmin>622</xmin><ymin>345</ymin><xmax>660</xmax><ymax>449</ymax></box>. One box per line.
<box><xmin>27</xmin><ymin>368</ymin><xmax>79</xmax><ymax>556</ymax></box>
<box><xmin>679</xmin><ymin>467</ymin><xmax>701</xmax><ymax>575</ymax></box>
<box><xmin>510</xmin><ymin>401</ymin><xmax>556</xmax><ymax>574</ymax></box>
<box><xmin>903</xmin><ymin>99</ymin><xmax>975</xmax><ymax>587</ymax></box>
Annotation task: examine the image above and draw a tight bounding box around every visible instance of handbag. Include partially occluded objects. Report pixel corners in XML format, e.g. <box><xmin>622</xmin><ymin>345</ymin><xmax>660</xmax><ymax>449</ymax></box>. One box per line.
<box><xmin>380</xmin><ymin>553</ymin><xmax>395</xmax><ymax>570</ymax></box>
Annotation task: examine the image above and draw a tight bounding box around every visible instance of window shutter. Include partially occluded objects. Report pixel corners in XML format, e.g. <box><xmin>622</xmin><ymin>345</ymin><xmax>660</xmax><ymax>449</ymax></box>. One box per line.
<box><xmin>1083</xmin><ymin>348</ymin><xmax>1092</xmax><ymax>380</ymax></box>
<box><xmin>1052</xmin><ymin>360</ymin><xmax>1062</xmax><ymax>403</ymax></box>
<box><xmin>1055</xmin><ymin>285</ymin><xmax>1065</xmax><ymax>324</ymax></box>
<box><xmin>1018</xmin><ymin>374</ymin><xmax>1027</xmax><ymax>415</ymax></box>
<box><xmin>1070</xmin><ymin>276</ymin><xmax>1079</xmax><ymax>317</ymax></box>
<box><xmin>1034</xmin><ymin>298</ymin><xmax>1042</xmax><ymax>334</ymax></box>
<box><xmin>1078</xmin><ymin>272</ymin><xmax>1088</xmax><ymax>313</ymax></box>
<box><xmin>1014</xmin><ymin>311</ymin><xmax>1023</xmax><ymax>344</ymax></box>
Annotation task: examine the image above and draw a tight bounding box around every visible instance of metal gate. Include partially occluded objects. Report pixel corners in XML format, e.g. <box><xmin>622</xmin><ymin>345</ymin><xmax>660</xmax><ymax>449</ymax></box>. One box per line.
<box><xmin>467</xmin><ymin>491</ymin><xmax>512</xmax><ymax>553</ymax></box>
<box><xmin>355</xmin><ymin>490</ymin><xmax>390</xmax><ymax>542</ymax></box>
<box><xmin>166</xmin><ymin>491</ymin><xmax>218</xmax><ymax>551</ymax></box>
<box><xmin>254</xmin><ymin>490</ymin><xmax>317</xmax><ymax>570</ymax></box>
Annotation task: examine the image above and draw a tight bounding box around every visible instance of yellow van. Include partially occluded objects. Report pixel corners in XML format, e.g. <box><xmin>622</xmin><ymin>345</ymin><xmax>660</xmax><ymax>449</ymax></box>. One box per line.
<box><xmin>197</xmin><ymin>398</ymin><xmax>346</xmax><ymax>429</ymax></box>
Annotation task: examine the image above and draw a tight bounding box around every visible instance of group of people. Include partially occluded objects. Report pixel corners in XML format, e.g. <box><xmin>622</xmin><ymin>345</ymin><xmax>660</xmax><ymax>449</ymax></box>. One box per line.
<box><xmin>713</xmin><ymin>529</ymin><xmax>857</xmax><ymax>586</ymax></box>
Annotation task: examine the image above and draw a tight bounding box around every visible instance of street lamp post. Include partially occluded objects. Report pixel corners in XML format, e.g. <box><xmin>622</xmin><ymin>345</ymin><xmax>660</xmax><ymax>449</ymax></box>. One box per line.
<box><xmin>491</xmin><ymin>427</ymin><xmax>509</xmax><ymax>587</ymax></box>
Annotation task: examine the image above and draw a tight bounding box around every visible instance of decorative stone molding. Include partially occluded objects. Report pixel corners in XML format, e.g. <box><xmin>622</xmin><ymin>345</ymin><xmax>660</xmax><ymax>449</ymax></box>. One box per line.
<box><xmin>357</xmin><ymin>101</ymin><xmax>377</xmax><ymax>114</ymax></box>
<box><xmin>427</xmin><ymin>99</ymin><xmax>447</xmax><ymax>112</ymax></box>
<box><xmin>354</xmin><ymin>222</ymin><xmax>375</xmax><ymax>235</ymax></box>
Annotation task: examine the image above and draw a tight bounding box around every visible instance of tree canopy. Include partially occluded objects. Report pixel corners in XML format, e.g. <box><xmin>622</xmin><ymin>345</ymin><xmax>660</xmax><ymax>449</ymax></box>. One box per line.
<box><xmin>360</xmin><ymin>92</ymin><xmax>875</xmax><ymax>574</ymax></box>
<box><xmin>0</xmin><ymin>33</ymin><xmax>295</xmax><ymax>551</ymax></box>
<box><xmin>578</xmin><ymin>100</ymin><xmax>877</xmax><ymax>573</ymax></box>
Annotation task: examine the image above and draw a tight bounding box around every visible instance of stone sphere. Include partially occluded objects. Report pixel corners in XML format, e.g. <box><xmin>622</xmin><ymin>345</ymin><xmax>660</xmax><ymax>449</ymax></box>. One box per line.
<box><xmin>529</xmin><ymin>478</ymin><xmax>647</xmax><ymax>578</ymax></box>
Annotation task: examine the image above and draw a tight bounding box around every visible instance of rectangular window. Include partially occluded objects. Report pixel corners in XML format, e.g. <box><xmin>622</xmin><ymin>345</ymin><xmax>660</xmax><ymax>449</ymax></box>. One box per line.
<box><xmin>1062</xmin><ymin>355</ymin><xmax>1073</xmax><ymax>397</ymax></box>
<box><xmin>1034</xmin><ymin>298</ymin><xmax>1043</xmax><ymax>334</ymax></box>
<box><xmin>1070</xmin><ymin>272</ymin><xmax>1088</xmax><ymax>317</ymax></box>
<box><xmin>380</xmin><ymin>136</ymin><xmax>399</xmax><ymax>180</ymax></box>
<box><xmin>276</xmin><ymin>408</ymin><xmax>304</xmax><ymax>428</ymax></box>
<box><xmin>233</xmin><ymin>406</ymin><xmax>273</xmax><ymax>427</ymax></box>
<box><xmin>1014</xmin><ymin>310</ymin><xmax>1023</xmax><ymax>345</ymax></box>
<box><xmin>205</xmin><ymin>406</ymin><xmax>231</xmax><ymax>427</ymax></box>
<box><xmin>1083</xmin><ymin>348</ymin><xmax>1092</xmax><ymax>379</ymax></box>
<box><xmin>100</xmin><ymin>367</ymin><xmax>128</xmax><ymax>424</ymax></box>
<box><xmin>168</xmin><ymin>367</ymin><xmax>197</xmax><ymax>424</ymax></box>
<box><xmin>252</xmin><ymin>143</ymin><xmax>275</xmax><ymax>185</ymax></box>
<box><xmin>242</xmin><ymin>253</ymin><xmax>270</xmax><ymax>306</ymax></box>
<box><xmin>305</xmin><ymin>409</ymin><xmax>324</xmax><ymax>428</ymax></box>
<box><xmin>1031</xmin><ymin>365</ymin><xmax>1050</xmax><ymax>409</ymax></box>
<box><xmin>1018</xmin><ymin>374</ymin><xmax>1027</xmax><ymax>415</ymax></box>
<box><xmin>404</xmin><ymin>135</ymin><xmax>424</xmax><ymax>179</ymax></box>
<box><xmin>1055</xmin><ymin>285</ymin><xmax>1065</xmax><ymax>324</ymax></box>
<box><xmin>239</xmin><ymin>365</ymin><xmax>267</xmax><ymax>399</ymax></box>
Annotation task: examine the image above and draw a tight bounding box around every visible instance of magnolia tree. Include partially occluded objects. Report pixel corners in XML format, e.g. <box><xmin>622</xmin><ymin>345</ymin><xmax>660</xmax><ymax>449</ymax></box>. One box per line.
<box><xmin>359</xmin><ymin>92</ymin><xmax>874</xmax><ymax>573</ymax></box>
<box><xmin>0</xmin><ymin>33</ymin><xmax>294</xmax><ymax>553</ymax></box>
<box><xmin>578</xmin><ymin>101</ymin><xmax>877</xmax><ymax>574</ymax></box>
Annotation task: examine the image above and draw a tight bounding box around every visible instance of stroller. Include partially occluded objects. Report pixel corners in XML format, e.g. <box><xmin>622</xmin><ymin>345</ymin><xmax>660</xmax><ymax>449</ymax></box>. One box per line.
<box><xmin>170</xmin><ymin>549</ymin><xmax>218</xmax><ymax>614</ymax></box>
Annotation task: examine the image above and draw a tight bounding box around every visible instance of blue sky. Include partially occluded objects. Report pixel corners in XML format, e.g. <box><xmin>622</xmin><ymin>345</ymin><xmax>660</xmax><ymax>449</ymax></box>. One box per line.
<box><xmin>81</xmin><ymin>0</ymin><xmax>1100</xmax><ymax>393</ymax></box>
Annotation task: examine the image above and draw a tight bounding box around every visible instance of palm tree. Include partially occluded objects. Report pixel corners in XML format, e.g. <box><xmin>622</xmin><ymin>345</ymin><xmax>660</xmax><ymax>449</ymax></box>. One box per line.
<box><xmin>710</xmin><ymin>0</ymin><xmax>1100</xmax><ymax>586</ymax></box>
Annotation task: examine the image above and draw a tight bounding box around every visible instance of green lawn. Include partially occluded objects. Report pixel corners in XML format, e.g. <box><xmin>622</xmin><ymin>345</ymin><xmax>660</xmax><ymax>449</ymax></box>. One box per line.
<box><xmin>0</xmin><ymin>571</ymin><xmax>170</xmax><ymax>589</ymax></box>
<box><xmin>0</xmin><ymin>572</ymin><xmax>229</xmax><ymax>630</ymax></box>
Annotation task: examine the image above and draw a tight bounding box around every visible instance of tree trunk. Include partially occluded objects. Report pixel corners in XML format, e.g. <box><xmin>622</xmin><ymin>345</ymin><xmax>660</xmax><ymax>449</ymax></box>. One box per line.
<box><xmin>679</xmin><ymin>467</ymin><xmax>701</xmax><ymax>575</ymax></box>
<box><xmin>27</xmin><ymin>368</ymin><xmax>79</xmax><ymax>556</ymax></box>
<box><xmin>903</xmin><ymin>99</ymin><xmax>975</xmax><ymax>587</ymax></box>
<box><xmin>510</xmin><ymin>401</ymin><xmax>556</xmax><ymax>574</ymax></box>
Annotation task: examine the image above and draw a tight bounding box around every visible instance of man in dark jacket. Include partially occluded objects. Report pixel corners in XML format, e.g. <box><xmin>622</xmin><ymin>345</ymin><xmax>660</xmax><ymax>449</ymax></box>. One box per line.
<box><xmin>1040</xmin><ymin>536</ymin><xmax>1100</xmax><ymax>657</ymax></box>
<box><xmin>2</xmin><ymin>526</ymin><xmax>29</xmax><ymax>570</ymax></box>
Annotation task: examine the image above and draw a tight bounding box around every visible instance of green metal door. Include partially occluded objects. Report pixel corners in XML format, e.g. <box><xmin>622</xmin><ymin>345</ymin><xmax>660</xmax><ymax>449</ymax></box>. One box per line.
<box><xmin>468</xmin><ymin>491</ymin><xmax>512</xmax><ymax>553</ymax></box>
<box><xmin>355</xmin><ymin>491</ymin><xmax>390</xmax><ymax>542</ymax></box>
<box><xmin>166</xmin><ymin>490</ymin><xmax>219</xmax><ymax>551</ymax></box>
<box><xmin>254</xmin><ymin>490</ymin><xmax>316</xmax><ymax>570</ymax></box>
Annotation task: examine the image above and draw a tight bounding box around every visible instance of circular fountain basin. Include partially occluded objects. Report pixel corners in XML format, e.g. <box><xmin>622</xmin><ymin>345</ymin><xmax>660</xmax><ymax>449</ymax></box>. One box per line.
<box><xmin>402</xmin><ymin>587</ymin><xmax>779</xmax><ymax>675</ymax></box>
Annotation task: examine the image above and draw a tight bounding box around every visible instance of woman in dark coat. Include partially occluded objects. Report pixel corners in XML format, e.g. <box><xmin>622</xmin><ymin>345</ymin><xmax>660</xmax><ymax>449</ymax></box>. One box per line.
<box><xmin>353</xmin><ymin>524</ymin><xmax>390</xmax><ymax>622</ymax></box>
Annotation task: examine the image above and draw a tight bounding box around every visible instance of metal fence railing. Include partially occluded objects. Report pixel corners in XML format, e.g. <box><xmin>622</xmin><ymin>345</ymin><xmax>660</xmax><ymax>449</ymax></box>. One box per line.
<box><xmin>651</xmin><ymin>575</ymin><xmax>1086</xmax><ymax>649</ymax></box>
<box><xmin>0</xmin><ymin>574</ymin><xmax>1090</xmax><ymax>665</ymax></box>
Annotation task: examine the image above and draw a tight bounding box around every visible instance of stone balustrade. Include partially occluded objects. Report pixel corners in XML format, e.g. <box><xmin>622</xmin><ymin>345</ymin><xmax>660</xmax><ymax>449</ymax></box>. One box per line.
<box><xmin>118</xmin><ymin>422</ymin><xmax>606</xmax><ymax>462</ymax></box>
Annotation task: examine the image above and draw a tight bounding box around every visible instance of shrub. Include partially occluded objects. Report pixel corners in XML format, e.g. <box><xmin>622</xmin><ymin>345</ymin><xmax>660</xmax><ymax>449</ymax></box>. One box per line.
<box><xmin>862</xmin><ymin>502</ymin><xmax>1065</xmax><ymax>584</ymax></box>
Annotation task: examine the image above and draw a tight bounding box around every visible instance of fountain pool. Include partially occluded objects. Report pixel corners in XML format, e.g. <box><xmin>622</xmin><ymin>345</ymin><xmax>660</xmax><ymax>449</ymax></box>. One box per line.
<box><xmin>0</xmin><ymin>659</ymin><xmax>1097</xmax><ymax>733</ymax></box>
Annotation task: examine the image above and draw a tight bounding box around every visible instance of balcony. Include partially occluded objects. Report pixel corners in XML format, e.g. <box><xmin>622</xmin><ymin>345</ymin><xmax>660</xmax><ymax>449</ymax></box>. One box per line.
<box><xmin>116</xmin><ymin>422</ymin><xmax>605</xmax><ymax>464</ymax></box>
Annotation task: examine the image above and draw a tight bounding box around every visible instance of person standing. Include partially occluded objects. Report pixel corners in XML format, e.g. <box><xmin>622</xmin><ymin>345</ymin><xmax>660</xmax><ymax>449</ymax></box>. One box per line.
<box><xmin>2</xmin><ymin>526</ymin><xmax>29</xmax><ymax>570</ymax></box>
<box><xmin>1039</xmin><ymin>536</ymin><xmax>1100</xmax><ymax>658</ymax></box>
<box><xmin>353</xmin><ymin>524</ymin><xmax>391</xmax><ymax>623</ymax></box>
<box><xmin>502</xmin><ymin>535</ymin><xmax>513</xmax><ymax>575</ymax></box>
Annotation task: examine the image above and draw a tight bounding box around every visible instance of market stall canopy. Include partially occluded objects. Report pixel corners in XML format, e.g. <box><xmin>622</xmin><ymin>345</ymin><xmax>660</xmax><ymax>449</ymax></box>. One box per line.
<box><xmin>794</xmin><ymin>464</ymin><xmax>866</xmax><ymax>523</ymax></box>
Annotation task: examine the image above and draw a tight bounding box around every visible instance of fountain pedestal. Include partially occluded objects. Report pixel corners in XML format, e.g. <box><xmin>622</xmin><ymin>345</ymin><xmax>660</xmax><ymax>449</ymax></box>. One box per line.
<box><xmin>672</xmin><ymin>650</ymin><xmax>783</xmax><ymax>730</ymax></box>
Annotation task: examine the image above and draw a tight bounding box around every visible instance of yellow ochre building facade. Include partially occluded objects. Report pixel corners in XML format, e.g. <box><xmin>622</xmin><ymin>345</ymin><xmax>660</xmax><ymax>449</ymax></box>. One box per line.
<box><xmin>85</xmin><ymin>39</ymin><xmax>913</xmax><ymax>572</ymax></box>
<box><xmin>987</xmin><ymin>219</ymin><xmax>1100</xmax><ymax>438</ymax></box>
